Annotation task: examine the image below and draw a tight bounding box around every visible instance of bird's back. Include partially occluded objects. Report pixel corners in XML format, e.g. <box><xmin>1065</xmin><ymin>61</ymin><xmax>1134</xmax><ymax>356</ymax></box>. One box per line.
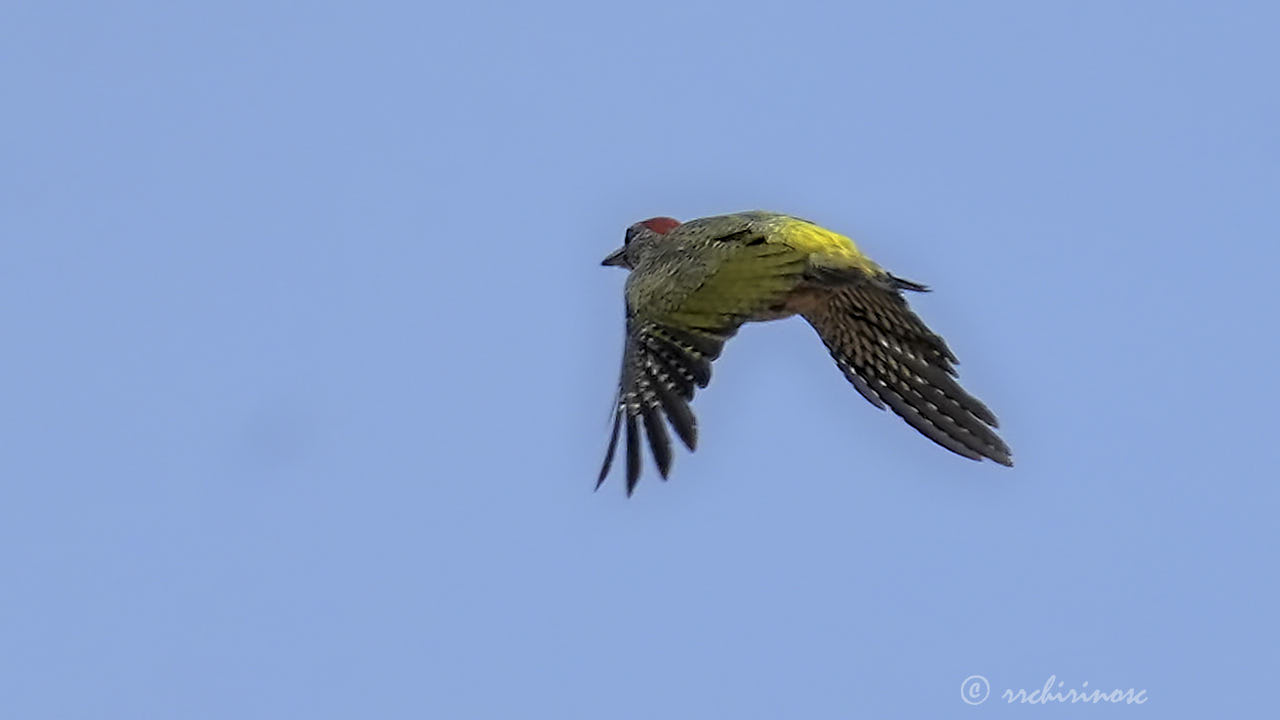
<box><xmin>627</xmin><ymin>212</ymin><xmax>827</xmax><ymax>326</ymax></box>
<box><xmin>625</xmin><ymin>211</ymin><xmax>880</xmax><ymax>322</ymax></box>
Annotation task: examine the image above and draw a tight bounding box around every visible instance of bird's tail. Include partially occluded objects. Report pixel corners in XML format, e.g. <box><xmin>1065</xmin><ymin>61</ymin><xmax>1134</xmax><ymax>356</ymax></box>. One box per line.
<box><xmin>801</xmin><ymin>286</ymin><xmax>1013</xmax><ymax>466</ymax></box>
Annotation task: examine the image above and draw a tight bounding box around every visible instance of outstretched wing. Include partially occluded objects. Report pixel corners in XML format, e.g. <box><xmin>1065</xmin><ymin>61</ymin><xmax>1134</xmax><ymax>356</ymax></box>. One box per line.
<box><xmin>598</xmin><ymin>318</ymin><xmax>732</xmax><ymax>495</ymax></box>
<box><xmin>599</xmin><ymin>229</ymin><xmax>811</xmax><ymax>494</ymax></box>
<box><xmin>801</xmin><ymin>275</ymin><xmax>1013</xmax><ymax>466</ymax></box>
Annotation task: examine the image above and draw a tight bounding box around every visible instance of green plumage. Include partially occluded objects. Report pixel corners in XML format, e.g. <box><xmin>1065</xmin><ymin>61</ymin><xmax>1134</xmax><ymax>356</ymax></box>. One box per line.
<box><xmin>599</xmin><ymin>211</ymin><xmax>1011</xmax><ymax>495</ymax></box>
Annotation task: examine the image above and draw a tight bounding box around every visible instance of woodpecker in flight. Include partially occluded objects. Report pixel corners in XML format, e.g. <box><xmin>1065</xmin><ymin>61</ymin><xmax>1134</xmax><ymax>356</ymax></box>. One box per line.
<box><xmin>597</xmin><ymin>211</ymin><xmax>1012</xmax><ymax>495</ymax></box>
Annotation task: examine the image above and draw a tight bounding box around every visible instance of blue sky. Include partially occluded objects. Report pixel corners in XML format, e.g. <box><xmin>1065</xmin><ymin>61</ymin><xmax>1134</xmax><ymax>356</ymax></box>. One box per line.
<box><xmin>3</xmin><ymin>1</ymin><xmax>1277</xmax><ymax>717</ymax></box>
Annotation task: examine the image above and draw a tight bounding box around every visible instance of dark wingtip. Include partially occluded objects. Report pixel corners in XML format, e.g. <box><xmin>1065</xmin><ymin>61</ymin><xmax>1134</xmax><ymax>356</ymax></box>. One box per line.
<box><xmin>888</xmin><ymin>273</ymin><xmax>930</xmax><ymax>292</ymax></box>
<box><xmin>642</xmin><ymin>405</ymin><xmax>672</xmax><ymax>480</ymax></box>
<box><xmin>653</xmin><ymin>380</ymin><xmax>697</xmax><ymax>452</ymax></box>
<box><xmin>624</xmin><ymin>413</ymin><xmax>641</xmax><ymax>496</ymax></box>
<box><xmin>596</xmin><ymin>409</ymin><xmax>622</xmax><ymax>490</ymax></box>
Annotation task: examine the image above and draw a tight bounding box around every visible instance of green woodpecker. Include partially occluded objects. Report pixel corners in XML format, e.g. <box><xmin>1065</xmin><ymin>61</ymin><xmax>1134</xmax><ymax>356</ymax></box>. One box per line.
<box><xmin>598</xmin><ymin>211</ymin><xmax>1011</xmax><ymax>495</ymax></box>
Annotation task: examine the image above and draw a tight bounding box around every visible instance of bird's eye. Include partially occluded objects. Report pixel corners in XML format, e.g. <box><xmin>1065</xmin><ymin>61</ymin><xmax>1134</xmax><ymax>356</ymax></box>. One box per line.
<box><xmin>623</xmin><ymin>229</ymin><xmax>635</xmax><ymax>245</ymax></box>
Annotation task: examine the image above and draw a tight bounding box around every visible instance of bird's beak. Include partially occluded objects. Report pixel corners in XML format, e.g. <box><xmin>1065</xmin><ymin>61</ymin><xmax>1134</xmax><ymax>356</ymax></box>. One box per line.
<box><xmin>601</xmin><ymin>247</ymin><xmax>629</xmax><ymax>268</ymax></box>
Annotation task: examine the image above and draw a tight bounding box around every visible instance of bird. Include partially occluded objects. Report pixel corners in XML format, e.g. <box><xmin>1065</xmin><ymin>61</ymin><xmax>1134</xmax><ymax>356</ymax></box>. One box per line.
<box><xmin>596</xmin><ymin>210</ymin><xmax>1012</xmax><ymax>496</ymax></box>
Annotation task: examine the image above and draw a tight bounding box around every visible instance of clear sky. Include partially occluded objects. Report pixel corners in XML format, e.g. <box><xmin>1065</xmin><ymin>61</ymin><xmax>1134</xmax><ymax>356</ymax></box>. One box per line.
<box><xmin>3</xmin><ymin>1</ymin><xmax>1277</xmax><ymax>717</ymax></box>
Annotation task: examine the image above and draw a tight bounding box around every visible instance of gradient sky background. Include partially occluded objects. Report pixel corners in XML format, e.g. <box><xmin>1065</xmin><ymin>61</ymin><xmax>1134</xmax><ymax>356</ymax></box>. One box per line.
<box><xmin>3</xmin><ymin>1</ymin><xmax>1277</xmax><ymax>717</ymax></box>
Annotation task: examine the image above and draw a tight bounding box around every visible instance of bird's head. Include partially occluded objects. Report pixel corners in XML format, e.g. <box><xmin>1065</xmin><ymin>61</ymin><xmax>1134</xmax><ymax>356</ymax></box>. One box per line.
<box><xmin>601</xmin><ymin>217</ymin><xmax>682</xmax><ymax>270</ymax></box>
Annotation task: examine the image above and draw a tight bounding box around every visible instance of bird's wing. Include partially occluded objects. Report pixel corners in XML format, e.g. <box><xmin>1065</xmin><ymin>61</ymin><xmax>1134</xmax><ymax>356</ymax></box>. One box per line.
<box><xmin>599</xmin><ymin>230</ymin><xmax>810</xmax><ymax>495</ymax></box>
<box><xmin>799</xmin><ymin>272</ymin><xmax>1013</xmax><ymax>466</ymax></box>
<box><xmin>597</xmin><ymin>316</ymin><xmax>729</xmax><ymax>495</ymax></box>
